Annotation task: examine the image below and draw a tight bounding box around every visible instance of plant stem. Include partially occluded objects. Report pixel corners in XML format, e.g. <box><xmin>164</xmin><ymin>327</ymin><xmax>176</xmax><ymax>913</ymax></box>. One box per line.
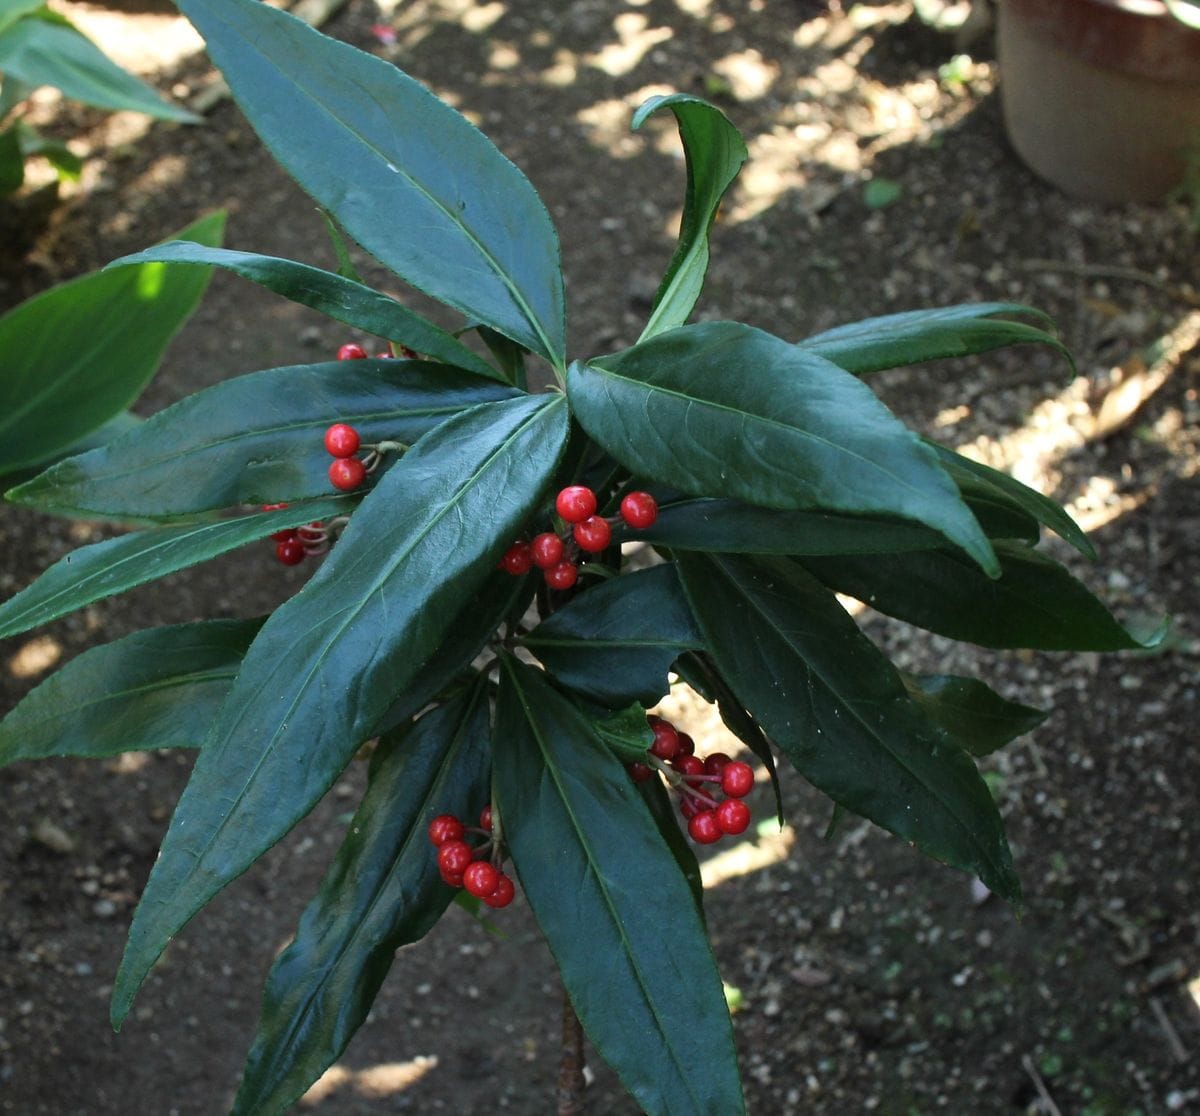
<box><xmin>556</xmin><ymin>985</ymin><xmax>585</xmax><ymax>1116</ymax></box>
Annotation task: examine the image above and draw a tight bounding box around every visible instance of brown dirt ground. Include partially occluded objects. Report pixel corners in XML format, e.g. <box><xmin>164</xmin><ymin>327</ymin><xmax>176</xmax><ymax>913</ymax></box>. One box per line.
<box><xmin>2</xmin><ymin>2</ymin><xmax>1198</xmax><ymax>1113</ymax></box>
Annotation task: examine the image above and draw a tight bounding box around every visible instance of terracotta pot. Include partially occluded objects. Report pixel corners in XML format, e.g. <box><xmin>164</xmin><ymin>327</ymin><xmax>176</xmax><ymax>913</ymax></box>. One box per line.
<box><xmin>997</xmin><ymin>0</ymin><xmax>1200</xmax><ymax>202</ymax></box>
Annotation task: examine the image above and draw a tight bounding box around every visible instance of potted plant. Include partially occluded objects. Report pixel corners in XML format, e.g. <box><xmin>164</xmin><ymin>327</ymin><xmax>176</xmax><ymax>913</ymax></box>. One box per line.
<box><xmin>997</xmin><ymin>0</ymin><xmax>1200</xmax><ymax>202</ymax></box>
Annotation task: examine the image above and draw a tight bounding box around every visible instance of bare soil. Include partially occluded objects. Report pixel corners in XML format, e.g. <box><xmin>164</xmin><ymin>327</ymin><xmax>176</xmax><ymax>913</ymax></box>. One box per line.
<box><xmin>2</xmin><ymin>2</ymin><xmax>1198</xmax><ymax>1114</ymax></box>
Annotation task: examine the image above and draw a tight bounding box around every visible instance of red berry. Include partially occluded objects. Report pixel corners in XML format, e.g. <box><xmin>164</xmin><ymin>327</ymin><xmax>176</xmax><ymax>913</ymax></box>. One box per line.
<box><xmin>271</xmin><ymin>527</ymin><xmax>298</xmax><ymax>543</ymax></box>
<box><xmin>721</xmin><ymin>761</ymin><xmax>755</xmax><ymax>798</ymax></box>
<box><xmin>679</xmin><ymin>795</ymin><xmax>703</xmax><ymax>820</ymax></box>
<box><xmin>275</xmin><ymin>538</ymin><xmax>305</xmax><ymax>565</ymax></box>
<box><xmin>716</xmin><ymin>798</ymin><xmax>751</xmax><ymax>835</ymax></box>
<box><xmin>463</xmin><ymin>860</ymin><xmax>500</xmax><ymax>899</ymax></box>
<box><xmin>620</xmin><ymin>491</ymin><xmax>658</xmax><ymax>529</ymax></box>
<box><xmin>501</xmin><ymin>541</ymin><xmax>533</xmax><ymax>575</ymax></box>
<box><xmin>329</xmin><ymin>457</ymin><xmax>366</xmax><ymax>491</ymax></box>
<box><xmin>649</xmin><ymin>718</ymin><xmax>680</xmax><ymax>761</ymax></box>
<box><xmin>703</xmin><ymin>752</ymin><xmax>732</xmax><ymax>777</ymax></box>
<box><xmin>573</xmin><ymin>515</ymin><xmax>612</xmax><ymax>553</ymax></box>
<box><xmin>479</xmin><ymin>805</ymin><xmax>493</xmax><ymax>831</ymax></box>
<box><xmin>555</xmin><ymin>485</ymin><xmax>597</xmax><ymax>524</ymax></box>
<box><xmin>374</xmin><ymin>350</ymin><xmax>393</xmax><ymax>359</ymax></box>
<box><xmin>440</xmin><ymin>869</ymin><xmax>464</xmax><ymax>888</ymax></box>
<box><xmin>688</xmin><ymin>810</ymin><xmax>722</xmax><ymax>844</ymax></box>
<box><xmin>261</xmin><ymin>502</ymin><xmax>289</xmax><ymax>511</ymax></box>
<box><xmin>673</xmin><ymin>754</ymin><xmax>705</xmax><ymax>788</ymax></box>
<box><xmin>627</xmin><ymin>762</ymin><xmax>655</xmax><ymax>784</ymax></box>
<box><xmin>545</xmin><ymin>560</ymin><xmax>578</xmax><ymax>590</ymax></box>
<box><xmin>530</xmin><ymin>532</ymin><xmax>565</xmax><ymax>569</ymax></box>
<box><xmin>337</xmin><ymin>342</ymin><xmax>368</xmax><ymax>361</ymax></box>
<box><xmin>483</xmin><ymin>872</ymin><xmax>516</xmax><ymax>909</ymax></box>
<box><xmin>324</xmin><ymin>423</ymin><xmax>361</xmax><ymax>458</ymax></box>
<box><xmin>428</xmin><ymin>814</ymin><xmax>464</xmax><ymax>846</ymax></box>
<box><xmin>437</xmin><ymin>840</ymin><xmax>473</xmax><ymax>878</ymax></box>
<box><xmin>676</xmin><ymin>732</ymin><xmax>696</xmax><ymax>757</ymax></box>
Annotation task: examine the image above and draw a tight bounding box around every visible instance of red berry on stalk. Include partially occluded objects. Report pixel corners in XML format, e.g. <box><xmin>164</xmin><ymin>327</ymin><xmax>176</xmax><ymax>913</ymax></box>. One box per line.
<box><xmin>545</xmin><ymin>560</ymin><xmax>578</xmax><ymax>590</ymax></box>
<box><xmin>329</xmin><ymin>457</ymin><xmax>366</xmax><ymax>491</ymax></box>
<box><xmin>673</xmin><ymin>754</ymin><xmax>705</xmax><ymax>788</ymax></box>
<box><xmin>337</xmin><ymin>342</ymin><xmax>368</xmax><ymax>360</ymax></box>
<box><xmin>324</xmin><ymin>423</ymin><xmax>361</xmax><ymax>458</ymax></box>
<box><xmin>484</xmin><ymin>872</ymin><xmax>516</xmax><ymax>909</ymax></box>
<box><xmin>271</xmin><ymin>527</ymin><xmax>298</xmax><ymax>543</ymax></box>
<box><xmin>437</xmin><ymin>840</ymin><xmax>473</xmax><ymax>878</ymax></box>
<box><xmin>675</xmin><ymin>732</ymin><xmax>696</xmax><ymax>757</ymax></box>
<box><xmin>428</xmin><ymin>815</ymin><xmax>464</xmax><ymax>846</ymax></box>
<box><xmin>555</xmin><ymin>485</ymin><xmax>597</xmax><ymax>524</ymax></box>
<box><xmin>275</xmin><ymin>538</ymin><xmax>305</xmax><ymax>565</ymax></box>
<box><xmin>573</xmin><ymin>515</ymin><xmax>611</xmax><ymax>553</ymax></box>
<box><xmin>721</xmin><ymin>761</ymin><xmax>755</xmax><ymax>799</ymax></box>
<box><xmin>649</xmin><ymin>718</ymin><xmax>680</xmax><ymax>761</ymax></box>
<box><xmin>530</xmin><ymin>532</ymin><xmax>565</xmax><ymax>569</ymax></box>
<box><xmin>479</xmin><ymin>805</ymin><xmax>493</xmax><ymax>831</ymax></box>
<box><xmin>688</xmin><ymin>810</ymin><xmax>722</xmax><ymax>845</ymax></box>
<box><xmin>703</xmin><ymin>752</ymin><xmax>732</xmax><ymax>777</ymax></box>
<box><xmin>501</xmin><ymin>541</ymin><xmax>533</xmax><ymax>575</ymax></box>
<box><xmin>716</xmin><ymin>798</ymin><xmax>751</xmax><ymax>836</ymax></box>
<box><xmin>620</xmin><ymin>491</ymin><xmax>658</xmax><ymax>529</ymax></box>
<box><xmin>627</xmin><ymin>762</ymin><xmax>654</xmax><ymax>784</ymax></box>
<box><xmin>679</xmin><ymin>795</ymin><xmax>703</xmax><ymax>820</ymax></box>
<box><xmin>463</xmin><ymin>861</ymin><xmax>500</xmax><ymax>899</ymax></box>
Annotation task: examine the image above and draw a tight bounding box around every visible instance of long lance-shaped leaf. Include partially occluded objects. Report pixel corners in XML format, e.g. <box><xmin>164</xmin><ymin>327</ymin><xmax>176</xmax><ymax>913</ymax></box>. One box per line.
<box><xmin>800</xmin><ymin>541</ymin><xmax>1164</xmax><ymax>650</ymax></box>
<box><xmin>797</xmin><ymin>303</ymin><xmax>1072</xmax><ymax>375</ymax></box>
<box><xmin>174</xmin><ymin>0</ymin><xmax>565</xmax><ymax>365</ymax></box>
<box><xmin>638</xmin><ymin>777</ymin><xmax>705</xmax><ymax>921</ymax></box>
<box><xmin>522</xmin><ymin>564</ymin><xmax>703</xmax><ymax>707</ymax></box>
<box><xmin>0</xmin><ymin>211</ymin><xmax>223</xmax><ymax>477</ymax></box>
<box><xmin>0</xmin><ymin>500</ymin><xmax>350</xmax><ymax>641</ymax></box>
<box><xmin>632</xmin><ymin>94</ymin><xmax>747</xmax><ymax>340</ymax></box>
<box><xmin>494</xmin><ymin>655</ymin><xmax>744</xmax><ymax>1116</ymax></box>
<box><xmin>105</xmin><ymin>242</ymin><xmax>503</xmax><ymax>382</ymax></box>
<box><xmin>232</xmin><ymin>686</ymin><xmax>491</xmax><ymax>1116</ymax></box>
<box><xmin>0</xmin><ymin>619</ymin><xmax>261</xmax><ymax>766</ymax></box>
<box><xmin>903</xmin><ymin>674</ymin><xmax>1047</xmax><ymax>757</ymax></box>
<box><xmin>8</xmin><ymin>361</ymin><xmax>517</xmax><ymax>518</ymax></box>
<box><xmin>677</xmin><ymin>553</ymin><xmax>1021</xmax><ymax>902</ymax></box>
<box><xmin>111</xmin><ymin>393</ymin><xmax>568</xmax><ymax>1027</ymax></box>
<box><xmin>568</xmin><ymin>321</ymin><xmax>998</xmax><ymax>574</ymax></box>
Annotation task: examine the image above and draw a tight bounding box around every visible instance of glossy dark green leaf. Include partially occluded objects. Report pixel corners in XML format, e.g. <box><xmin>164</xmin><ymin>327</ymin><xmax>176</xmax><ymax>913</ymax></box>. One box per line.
<box><xmin>0</xmin><ymin>12</ymin><xmax>199</xmax><ymax>120</ymax></box>
<box><xmin>523</xmin><ymin>564</ymin><xmax>703</xmax><ymax>707</ymax></box>
<box><xmin>232</xmin><ymin>686</ymin><xmax>491</xmax><ymax>1116</ymax></box>
<box><xmin>0</xmin><ymin>211</ymin><xmax>224</xmax><ymax>477</ymax></box>
<box><xmin>904</xmin><ymin>674</ymin><xmax>1047</xmax><ymax>757</ymax></box>
<box><xmin>800</xmin><ymin>541</ymin><xmax>1162</xmax><ymax>650</ymax></box>
<box><xmin>175</xmin><ymin>0</ymin><xmax>565</xmax><ymax>364</ymax></box>
<box><xmin>568</xmin><ymin>322</ymin><xmax>997</xmax><ymax>574</ymax></box>
<box><xmin>0</xmin><ymin>619</ymin><xmax>260</xmax><ymax>766</ymax></box>
<box><xmin>678</xmin><ymin>553</ymin><xmax>1021</xmax><ymax>902</ymax></box>
<box><xmin>494</xmin><ymin>655</ymin><xmax>744</xmax><ymax>1116</ymax></box>
<box><xmin>631</xmin><ymin>94</ymin><xmax>747</xmax><ymax>339</ymax></box>
<box><xmin>0</xmin><ymin>500</ymin><xmax>350</xmax><ymax>641</ymax></box>
<box><xmin>638</xmin><ymin>776</ymin><xmax>705</xmax><ymax>920</ymax></box>
<box><xmin>591</xmin><ymin>703</ymin><xmax>655</xmax><ymax>763</ymax></box>
<box><xmin>111</xmin><ymin>393</ymin><xmax>568</xmax><ymax>1027</ymax></box>
<box><xmin>106</xmin><ymin>242</ymin><xmax>502</xmax><ymax>381</ymax></box>
<box><xmin>930</xmin><ymin>442</ymin><xmax>1095</xmax><ymax>559</ymax></box>
<box><xmin>798</xmin><ymin>303</ymin><xmax>1071</xmax><ymax>375</ymax></box>
<box><xmin>9</xmin><ymin>361</ymin><xmax>517</xmax><ymax>518</ymax></box>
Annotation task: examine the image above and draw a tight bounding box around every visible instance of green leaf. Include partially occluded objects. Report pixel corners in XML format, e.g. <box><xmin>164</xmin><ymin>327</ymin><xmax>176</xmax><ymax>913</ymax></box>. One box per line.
<box><xmin>0</xmin><ymin>14</ymin><xmax>199</xmax><ymax>121</ymax></box>
<box><xmin>637</xmin><ymin>776</ymin><xmax>705</xmax><ymax>921</ymax></box>
<box><xmin>0</xmin><ymin>618</ymin><xmax>260</xmax><ymax>766</ymax></box>
<box><xmin>591</xmin><ymin>703</ymin><xmax>655</xmax><ymax>763</ymax></box>
<box><xmin>106</xmin><ymin>242</ymin><xmax>502</xmax><ymax>382</ymax></box>
<box><xmin>319</xmin><ymin>210</ymin><xmax>362</xmax><ymax>283</ymax></box>
<box><xmin>0</xmin><ymin>211</ymin><xmax>224</xmax><ymax>477</ymax></box>
<box><xmin>523</xmin><ymin>564</ymin><xmax>703</xmax><ymax>707</ymax></box>
<box><xmin>929</xmin><ymin>442</ymin><xmax>1095</xmax><ymax>559</ymax></box>
<box><xmin>9</xmin><ymin>360</ymin><xmax>517</xmax><ymax>518</ymax></box>
<box><xmin>568</xmin><ymin>321</ymin><xmax>997</xmax><ymax>574</ymax></box>
<box><xmin>111</xmin><ymin>393</ymin><xmax>568</xmax><ymax>1027</ymax></box>
<box><xmin>904</xmin><ymin>674</ymin><xmax>1047</xmax><ymax>757</ymax></box>
<box><xmin>0</xmin><ymin>500</ymin><xmax>350</xmax><ymax>641</ymax></box>
<box><xmin>494</xmin><ymin>655</ymin><xmax>744</xmax><ymax>1116</ymax></box>
<box><xmin>0</xmin><ymin>122</ymin><xmax>23</xmax><ymax>192</ymax></box>
<box><xmin>0</xmin><ymin>1</ymin><xmax>47</xmax><ymax>38</ymax></box>
<box><xmin>232</xmin><ymin>686</ymin><xmax>491</xmax><ymax>1116</ymax></box>
<box><xmin>175</xmin><ymin>0</ymin><xmax>565</xmax><ymax>365</ymax></box>
<box><xmin>800</xmin><ymin>541</ymin><xmax>1162</xmax><ymax>650</ymax></box>
<box><xmin>631</xmin><ymin>94</ymin><xmax>747</xmax><ymax>340</ymax></box>
<box><xmin>678</xmin><ymin>553</ymin><xmax>1021</xmax><ymax>902</ymax></box>
<box><xmin>798</xmin><ymin>303</ymin><xmax>1071</xmax><ymax>376</ymax></box>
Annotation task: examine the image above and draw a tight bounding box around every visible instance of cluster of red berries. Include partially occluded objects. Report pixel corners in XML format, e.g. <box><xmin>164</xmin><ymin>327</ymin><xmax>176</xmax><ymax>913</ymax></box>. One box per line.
<box><xmin>629</xmin><ymin>716</ymin><xmax>754</xmax><ymax>845</ymax></box>
<box><xmin>427</xmin><ymin>805</ymin><xmax>516</xmax><ymax>908</ymax></box>
<box><xmin>262</xmin><ymin>504</ymin><xmax>341</xmax><ymax>566</ymax></box>
<box><xmin>336</xmin><ymin>341</ymin><xmax>418</xmax><ymax>361</ymax></box>
<box><xmin>500</xmin><ymin>485</ymin><xmax>659</xmax><ymax>590</ymax></box>
<box><xmin>324</xmin><ymin>422</ymin><xmax>367</xmax><ymax>491</ymax></box>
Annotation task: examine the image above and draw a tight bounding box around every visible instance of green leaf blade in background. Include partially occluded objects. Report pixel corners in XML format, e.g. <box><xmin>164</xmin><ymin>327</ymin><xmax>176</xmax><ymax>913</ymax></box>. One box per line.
<box><xmin>798</xmin><ymin>303</ymin><xmax>1072</xmax><ymax>375</ymax></box>
<box><xmin>111</xmin><ymin>392</ymin><xmax>569</xmax><ymax>1027</ymax></box>
<box><xmin>0</xmin><ymin>618</ymin><xmax>260</xmax><ymax>766</ymax></box>
<box><xmin>678</xmin><ymin>553</ymin><xmax>1021</xmax><ymax>902</ymax></box>
<box><xmin>631</xmin><ymin>94</ymin><xmax>747</xmax><ymax>340</ymax></box>
<box><xmin>494</xmin><ymin>655</ymin><xmax>744</xmax><ymax>1116</ymax></box>
<box><xmin>0</xmin><ymin>211</ymin><xmax>224</xmax><ymax>477</ymax></box>
<box><xmin>0</xmin><ymin>499</ymin><xmax>351</xmax><ymax>641</ymax></box>
<box><xmin>105</xmin><ymin>242</ymin><xmax>503</xmax><ymax>382</ymax></box>
<box><xmin>175</xmin><ymin>0</ymin><xmax>566</xmax><ymax>364</ymax></box>
<box><xmin>568</xmin><ymin>321</ymin><xmax>997</xmax><ymax>574</ymax></box>
<box><xmin>904</xmin><ymin>674</ymin><xmax>1047</xmax><ymax>757</ymax></box>
<box><xmin>232</xmin><ymin>686</ymin><xmax>492</xmax><ymax>1116</ymax></box>
<box><xmin>8</xmin><ymin>361</ymin><xmax>518</xmax><ymax>518</ymax></box>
